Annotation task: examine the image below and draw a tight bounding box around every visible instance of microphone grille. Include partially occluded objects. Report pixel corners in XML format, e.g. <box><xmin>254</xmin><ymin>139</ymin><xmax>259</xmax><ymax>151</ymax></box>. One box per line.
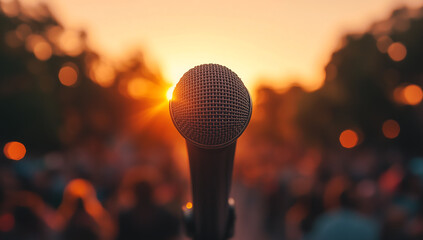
<box><xmin>169</xmin><ymin>64</ymin><xmax>252</xmax><ymax>148</ymax></box>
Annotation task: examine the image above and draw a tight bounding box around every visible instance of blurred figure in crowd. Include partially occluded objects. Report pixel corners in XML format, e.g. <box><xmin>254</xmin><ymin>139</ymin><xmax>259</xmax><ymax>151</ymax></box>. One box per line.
<box><xmin>380</xmin><ymin>174</ymin><xmax>423</xmax><ymax>240</ymax></box>
<box><xmin>307</xmin><ymin>188</ymin><xmax>379</xmax><ymax>240</ymax></box>
<box><xmin>62</xmin><ymin>198</ymin><xmax>100</xmax><ymax>240</ymax></box>
<box><xmin>0</xmin><ymin>184</ymin><xmax>48</xmax><ymax>240</ymax></box>
<box><xmin>117</xmin><ymin>181</ymin><xmax>180</xmax><ymax>240</ymax></box>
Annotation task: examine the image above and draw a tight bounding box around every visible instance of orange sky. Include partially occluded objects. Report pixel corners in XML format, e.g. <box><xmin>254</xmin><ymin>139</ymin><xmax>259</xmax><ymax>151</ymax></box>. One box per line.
<box><xmin>28</xmin><ymin>0</ymin><xmax>423</xmax><ymax>90</ymax></box>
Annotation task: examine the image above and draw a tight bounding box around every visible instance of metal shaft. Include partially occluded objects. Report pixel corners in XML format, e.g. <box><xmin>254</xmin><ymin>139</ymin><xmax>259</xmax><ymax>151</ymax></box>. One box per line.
<box><xmin>186</xmin><ymin>141</ymin><xmax>236</xmax><ymax>240</ymax></box>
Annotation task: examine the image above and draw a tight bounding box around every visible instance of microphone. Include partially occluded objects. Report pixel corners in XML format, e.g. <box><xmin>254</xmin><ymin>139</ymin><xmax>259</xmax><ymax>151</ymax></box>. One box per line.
<box><xmin>169</xmin><ymin>64</ymin><xmax>252</xmax><ymax>240</ymax></box>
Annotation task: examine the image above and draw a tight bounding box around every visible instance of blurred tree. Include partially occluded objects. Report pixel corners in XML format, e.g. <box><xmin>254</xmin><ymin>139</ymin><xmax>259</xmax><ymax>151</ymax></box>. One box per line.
<box><xmin>297</xmin><ymin>6</ymin><xmax>423</xmax><ymax>156</ymax></box>
<box><xmin>0</xmin><ymin>1</ymin><xmax>169</xmax><ymax>156</ymax></box>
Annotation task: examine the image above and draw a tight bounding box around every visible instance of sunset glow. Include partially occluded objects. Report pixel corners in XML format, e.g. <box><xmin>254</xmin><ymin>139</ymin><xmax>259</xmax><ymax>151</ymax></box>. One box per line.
<box><xmin>41</xmin><ymin>0</ymin><xmax>421</xmax><ymax>89</ymax></box>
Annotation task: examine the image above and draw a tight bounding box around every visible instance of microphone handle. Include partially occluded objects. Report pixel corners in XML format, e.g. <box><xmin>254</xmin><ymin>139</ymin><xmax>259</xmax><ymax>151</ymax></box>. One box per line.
<box><xmin>186</xmin><ymin>141</ymin><xmax>236</xmax><ymax>240</ymax></box>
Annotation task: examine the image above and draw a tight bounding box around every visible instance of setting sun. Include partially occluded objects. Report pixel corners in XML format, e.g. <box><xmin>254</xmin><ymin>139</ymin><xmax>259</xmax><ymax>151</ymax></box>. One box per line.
<box><xmin>167</xmin><ymin>85</ymin><xmax>176</xmax><ymax>101</ymax></box>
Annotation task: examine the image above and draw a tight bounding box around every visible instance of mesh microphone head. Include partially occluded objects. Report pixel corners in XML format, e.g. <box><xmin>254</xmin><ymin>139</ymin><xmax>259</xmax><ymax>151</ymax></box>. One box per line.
<box><xmin>169</xmin><ymin>64</ymin><xmax>252</xmax><ymax>149</ymax></box>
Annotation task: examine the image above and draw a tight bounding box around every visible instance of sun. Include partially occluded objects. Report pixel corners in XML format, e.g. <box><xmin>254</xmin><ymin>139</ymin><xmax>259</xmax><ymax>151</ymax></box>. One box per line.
<box><xmin>166</xmin><ymin>85</ymin><xmax>176</xmax><ymax>101</ymax></box>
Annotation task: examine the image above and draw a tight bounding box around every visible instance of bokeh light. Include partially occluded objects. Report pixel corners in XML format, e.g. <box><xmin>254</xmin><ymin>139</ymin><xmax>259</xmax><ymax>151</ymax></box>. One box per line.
<box><xmin>33</xmin><ymin>41</ymin><xmax>52</xmax><ymax>61</ymax></box>
<box><xmin>185</xmin><ymin>202</ymin><xmax>193</xmax><ymax>209</ymax></box>
<box><xmin>58</xmin><ymin>30</ymin><xmax>84</xmax><ymax>56</ymax></box>
<box><xmin>403</xmin><ymin>84</ymin><xmax>423</xmax><ymax>105</ymax></box>
<box><xmin>387</xmin><ymin>42</ymin><xmax>407</xmax><ymax>62</ymax></box>
<box><xmin>382</xmin><ymin>119</ymin><xmax>400</xmax><ymax>139</ymax></box>
<box><xmin>58</xmin><ymin>64</ymin><xmax>78</xmax><ymax>87</ymax></box>
<box><xmin>3</xmin><ymin>141</ymin><xmax>26</xmax><ymax>161</ymax></box>
<box><xmin>89</xmin><ymin>61</ymin><xmax>115</xmax><ymax>87</ymax></box>
<box><xmin>393</xmin><ymin>84</ymin><xmax>423</xmax><ymax>105</ymax></box>
<box><xmin>339</xmin><ymin>129</ymin><xmax>359</xmax><ymax>148</ymax></box>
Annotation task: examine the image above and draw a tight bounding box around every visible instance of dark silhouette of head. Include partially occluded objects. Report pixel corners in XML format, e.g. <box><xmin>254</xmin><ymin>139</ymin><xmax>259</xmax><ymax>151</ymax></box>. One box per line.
<box><xmin>134</xmin><ymin>181</ymin><xmax>154</xmax><ymax>205</ymax></box>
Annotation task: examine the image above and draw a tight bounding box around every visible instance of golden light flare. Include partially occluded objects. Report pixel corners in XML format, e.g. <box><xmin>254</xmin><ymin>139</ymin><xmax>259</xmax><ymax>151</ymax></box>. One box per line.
<box><xmin>58</xmin><ymin>63</ymin><xmax>78</xmax><ymax>87</ymax></box>
<box><xmin>127</xmin><ymin>79</ymin><xmax>146</xmax><ymax>99</ymax></box>
<box><xmin>3</xmin><ymin>141</ymin><xmax>26</xmax><ymax>161</ymax></box>
<box><xmin>387</xmin><ymin>42</ymin><xmax>407</xmax><ymax>62</ymax></box>
<box><xmin>382</xmin><ymin>119</ymin><xmax>400</xmax><ymax>139</ymax></box>
<box><xmin>166</xmin><ymin>85</ymin><xmax>176</xmax><ymax>101</ymax></box>
<box><xmin>131</xmin><ymin>101</ymin><xmax>168</xmax><ymax>131</ymax></box>
<box><xmin>339</xmin><ymin>129</ymin><xmax>359</xmax><ymax>149</ymax></box>
<box><xmin>127</xmin><ymin>78</ymin><xmax>158</xmax><ymax>99</ymax></box>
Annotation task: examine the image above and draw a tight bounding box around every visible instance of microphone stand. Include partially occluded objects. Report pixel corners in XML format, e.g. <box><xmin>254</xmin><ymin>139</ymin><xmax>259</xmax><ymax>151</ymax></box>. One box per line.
<box><xmin>183</xmin><ymin>141</ymin><xmax>237</xmax><ymax>240</ymax></box>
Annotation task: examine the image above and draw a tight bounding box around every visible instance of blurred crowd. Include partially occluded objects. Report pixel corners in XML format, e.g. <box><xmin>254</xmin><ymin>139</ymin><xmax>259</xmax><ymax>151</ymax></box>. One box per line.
<box><xmin>233</xmin><ymin>5</ymin><xmax>423</xmax><ymax>240</ymax></box>
<box><xmin>0</xmin><ymin>146</ymin><xmax>183</xmax><ymax>240</ymax></box>
<box><xmin>2</xmin><ymin>1</ymin><xmax>423</xmax><ymax>240</ymax></box>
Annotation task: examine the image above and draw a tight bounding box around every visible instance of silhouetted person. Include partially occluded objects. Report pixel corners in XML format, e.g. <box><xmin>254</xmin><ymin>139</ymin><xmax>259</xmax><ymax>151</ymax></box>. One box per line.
<box><xmin>117</xmin><ymin>181</ymin><xmax>179</xmax><ymax>240</ymax></box>
<box><xmin>380</xmin><ymin>174</ymin><xmax>423</xmax><ymax>240</ymax></box>
<box><xmin>12</xmin><ymin>206</ymin><xmax>47</xmax><ymax>240</ymax></box>
<box><xmin>63</xmin><ymin>198</ymin><xmax>99</xmax><ymax>240</ymax></box>
<box><xmin>307</xmin><ymin>189</ymin><xmax>380</xmax><ymax>240</ymax></box>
